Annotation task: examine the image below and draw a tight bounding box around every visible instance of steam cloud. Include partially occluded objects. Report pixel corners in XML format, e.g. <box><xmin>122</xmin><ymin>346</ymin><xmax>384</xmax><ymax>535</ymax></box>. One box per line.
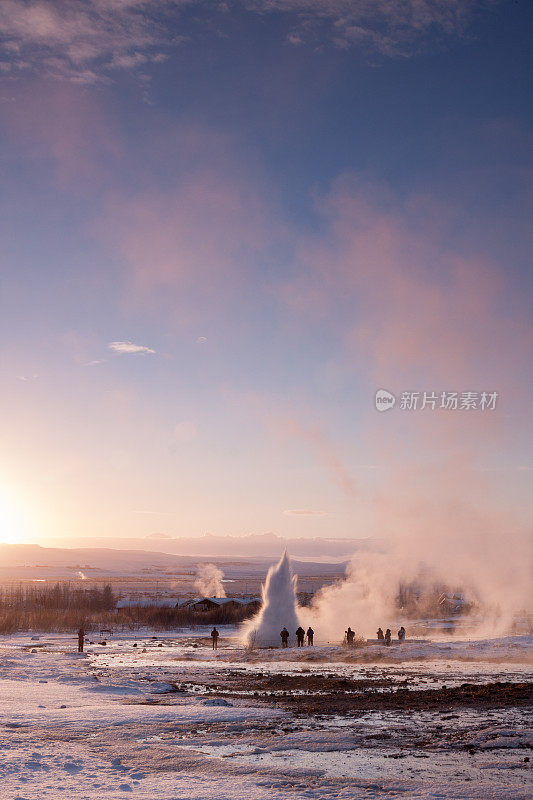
<box><xmin>285</xmin><ymin>181</ymin><xmax>533</xmax><ymax>643</ymax></box>
<box><xmin>299</xmin><ymin>487</ymin><xmax>532</xmax><ymax>641</ymax></box>
<box><xmin>194</xmin><ymin>563</ymin><xmax>226</xmax><ymax>598</ymax></box>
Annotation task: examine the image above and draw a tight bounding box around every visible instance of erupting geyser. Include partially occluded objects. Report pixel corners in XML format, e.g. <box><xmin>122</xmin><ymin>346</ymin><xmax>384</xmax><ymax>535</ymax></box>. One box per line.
<box><xmin>242</xmin><ymin>551</ymin><xmax>301</xmax><ymax>647</ymax></box>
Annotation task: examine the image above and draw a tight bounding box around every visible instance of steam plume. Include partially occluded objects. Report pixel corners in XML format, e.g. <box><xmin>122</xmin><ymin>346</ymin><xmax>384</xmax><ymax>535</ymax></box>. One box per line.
<box><xmin>299</xmin><ymin>489</ymin><xmax>532</xmax><ymax>642</ymax></box>
<box><xmin>194</xmin><ymin>563</ymin><xmax>226</xmax><ymax>597</ymax></box>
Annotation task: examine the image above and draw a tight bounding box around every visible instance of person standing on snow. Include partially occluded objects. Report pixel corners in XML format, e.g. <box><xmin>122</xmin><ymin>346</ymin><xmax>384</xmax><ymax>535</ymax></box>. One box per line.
<box><xmin>280</xmin><ymin>627</ymin><xmax>289</xmax><ymax>647</ymax></box>
<box><xmin>295</xmin><ymin>626</ymin><xmax>305</xmax><ymax>647</ymax></box>
<box><xmin>211</xmin><ymin>627</ymin><xmax>219</xmax><ymax>650</ymax></box>
<box><xmin>306</xmin><ymin>627</ymin><xmax>314</xmax><ymax>646</ymax></box>
<box><xmin>77</xmin><ymin>627</ymin><xmax>85</xmax><ymax>653</ymax></box>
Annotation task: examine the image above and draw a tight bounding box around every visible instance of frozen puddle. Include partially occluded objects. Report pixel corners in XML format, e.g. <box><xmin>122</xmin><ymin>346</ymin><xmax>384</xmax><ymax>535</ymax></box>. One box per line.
<box><xmin>177</xmin><ymin>707</ymin><xmax>532</xmax><ymax>795</ymax></box>
<box><xmin>183</xmin><ymin>740</ymin><xmax>528</xmax><ymax>783</ymax></box>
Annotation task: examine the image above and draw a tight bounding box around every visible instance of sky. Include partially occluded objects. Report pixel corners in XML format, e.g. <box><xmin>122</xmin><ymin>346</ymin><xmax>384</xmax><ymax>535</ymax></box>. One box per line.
<box><xmin>0</xmin><ymin>0</ymin><xmax>532</xmax><ymax>548</ymax></box>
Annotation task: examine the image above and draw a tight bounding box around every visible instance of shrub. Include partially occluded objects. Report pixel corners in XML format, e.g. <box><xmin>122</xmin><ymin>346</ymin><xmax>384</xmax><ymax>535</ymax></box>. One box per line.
<box><xmin>0</xmin><ymin>583</ymin><xmax>257</xmax><ymax>632</ymax></box>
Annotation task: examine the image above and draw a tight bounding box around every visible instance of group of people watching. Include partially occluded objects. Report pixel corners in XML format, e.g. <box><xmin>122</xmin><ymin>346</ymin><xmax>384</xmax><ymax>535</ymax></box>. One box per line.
<box><xmin>280</xmin><ymin>626</ymin><xmax>314</xmax><ymax>647</ymax></box>
<box><xmin>213</xmin><ymin>626</ymin><xmax>316</xmax><ymax>649</ymax></box>
<box><xmin>377</xmin><ymin>626</ymin><xmax>406</xmax><ymax>645</ymax></box>
<box><xmin>77</xmin><ymin>623</ymin><xmax>406</xmax><ymax>652</ymax></box>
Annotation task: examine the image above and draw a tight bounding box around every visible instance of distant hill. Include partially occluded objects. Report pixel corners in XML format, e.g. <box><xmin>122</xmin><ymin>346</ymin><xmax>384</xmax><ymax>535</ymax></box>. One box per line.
<box><xmin>45</xmin><ymin>532</ymin><xmax>383</xmax><ymax>559</ymax></box>
<box><xmin>0</xmin><ymin>542</ymin><xmax>357</xmax><ymax>580</ymax></box>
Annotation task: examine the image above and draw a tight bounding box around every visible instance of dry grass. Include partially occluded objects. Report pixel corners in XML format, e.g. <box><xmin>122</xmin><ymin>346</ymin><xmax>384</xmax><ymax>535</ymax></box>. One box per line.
<box><xmin>0</xmin><ymin>608</ymin><xmax>120</xmax><ymax>634</ymax></box>
<box><xmin>0</xmin><ymin>582</ymin><xmax>256</xmax><ymax>633</ymax></box>
<box><xmin>342</xmin><ymin>633</ymin><xmax>366</xmax><ymax>649</ymax></box>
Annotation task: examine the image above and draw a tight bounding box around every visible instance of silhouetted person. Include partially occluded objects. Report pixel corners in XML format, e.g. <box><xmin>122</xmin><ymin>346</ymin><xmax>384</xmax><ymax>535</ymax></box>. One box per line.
<box><xmin>306</xmin><ymin>627</ymin><xmax>314</xmax><ymax>646</ymax></box>
<box><xmin>398</xmin><ymin>626</ymin><xmax>406</xmax><ymax>642</ymax></box>
<box><xmin>77</xmin><ymin>627</ymin><xmax>85</xmax><ymax>653</ymax></box>
<box><xmin>296</xmin><ymin>626</ymin><xmax>305</xmax><ymax>647</ymax></box>
<box><xmin>377</xmin><ymin>627</ymin><xmax>384</xmax><ymax>641</ymax></box>
<box><xmin>346</xmin><ymin>627</ymin><xmax>355</xmax><ymax>646</ymax></box>
<box><xmin>280</xmin><ymin>627</ymin><xmax>289</xmax><ymax>648</ymax></box>
<box><xmin>211</xmin><ymin>627</ymin><xmax>219</xmax><ymax>650</ymax></box>
<box><xmin>384</xmin><ymin>628</ymin><xmax>391</xmax><ymax>646</ymax></box>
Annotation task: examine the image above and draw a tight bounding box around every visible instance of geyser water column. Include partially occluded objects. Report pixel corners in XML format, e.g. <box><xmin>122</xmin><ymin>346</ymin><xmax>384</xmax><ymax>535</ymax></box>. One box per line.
<box><xmin>242</xmin><ymin>551</ymin><xmax>301</xmax><ymax>647</ymax></box>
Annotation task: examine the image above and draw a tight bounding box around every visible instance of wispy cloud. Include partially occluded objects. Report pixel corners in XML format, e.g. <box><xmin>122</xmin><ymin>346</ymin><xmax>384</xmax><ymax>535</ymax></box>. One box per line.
<box><xmin>245</xmin><ymin>0</ymin><xmax>493</xmax><ymax>56</ymax></box>
<box><xmin>0</xmin><ymin>0</ymin><xmax>187</xmax><ymax>82</ymax></box>
<box><xmin>283</xmin><ymin>509</ymin><xmax>327</xmax><ymax>516</ymax></box>
<box><xmin>0</xmin><ymin>0</ymin><xmax>498</xmax><ymax>82</ymax></box>
<box><xmin>229</xmin><ymin>389</ymin><xmax>357</xmax><ymax>500</ymax></box>
<box><xmin>108</xmin><ymin>340</ymin><xmax>155</xmax><ymax>355</ymax></box>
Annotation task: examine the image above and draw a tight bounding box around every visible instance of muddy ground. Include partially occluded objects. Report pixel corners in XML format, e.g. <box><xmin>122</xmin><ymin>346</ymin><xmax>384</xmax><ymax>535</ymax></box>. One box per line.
<box><xmin>169</xmin><ymin>672</ymin><xmax>533</xmax><ymax>715</ymax></box>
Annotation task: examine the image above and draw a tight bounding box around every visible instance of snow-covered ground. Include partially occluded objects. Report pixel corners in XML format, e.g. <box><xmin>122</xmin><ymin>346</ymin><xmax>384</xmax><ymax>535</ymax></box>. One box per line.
<box><xmin>0</xmin><ymin>629</ymin><xmax>531</xmax><ymax>799</ymax></box>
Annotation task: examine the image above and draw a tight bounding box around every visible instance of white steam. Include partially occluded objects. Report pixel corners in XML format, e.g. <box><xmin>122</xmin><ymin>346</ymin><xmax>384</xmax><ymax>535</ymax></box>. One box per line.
<box><xmin>194</xmin><ymin>563</ymin><xmax>226</xmax><ymax>598</ymax></box>
<box><xmin>299</xmin><ymin>499</ymin><xmax>532</xmax><ymax>642</ymax></box>
<box><xmin>242</xmin><ymin>551</ymin><xmax>301</xmax><ymax>647</ymax></box>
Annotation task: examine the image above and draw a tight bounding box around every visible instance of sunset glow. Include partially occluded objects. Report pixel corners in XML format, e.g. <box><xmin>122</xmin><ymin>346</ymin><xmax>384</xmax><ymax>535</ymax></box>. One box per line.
<box><xmin>0</xmin><ymin>485</ymin><xmax>28</xmax><ymax>544</ymax></box>
<box><xmin>0</xmin><ymin>1</ymin><xmax>530</xmax><ymax>552</ymax></box>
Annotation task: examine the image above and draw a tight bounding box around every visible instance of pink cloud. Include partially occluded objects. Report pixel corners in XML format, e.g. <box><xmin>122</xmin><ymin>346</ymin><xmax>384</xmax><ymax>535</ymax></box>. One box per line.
<box><xmin>1</xmin><ymin>79</ymin><xmax>120</xmax><ymax>188</ymax></box>
<box><xmin>94</xmin><ymin>152</ymin><xmax>286</xmax><ymax>318</ymax></box>
<box><xmin>286</xmin><ymin>176</ymin><xmax>531</xmax><ymax>391</ymax></box>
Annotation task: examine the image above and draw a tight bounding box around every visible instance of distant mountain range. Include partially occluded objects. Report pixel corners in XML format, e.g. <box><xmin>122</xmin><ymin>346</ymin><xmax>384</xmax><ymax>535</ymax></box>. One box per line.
<box><xmin>46</xmin><ymin>532</ymin><xmax>384</xmax><ymax>559</ymax></box>
<box><xmin>0</xmin><ymin>541</ymin><xmax>361</xmax><ymax>580</ymax></box>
